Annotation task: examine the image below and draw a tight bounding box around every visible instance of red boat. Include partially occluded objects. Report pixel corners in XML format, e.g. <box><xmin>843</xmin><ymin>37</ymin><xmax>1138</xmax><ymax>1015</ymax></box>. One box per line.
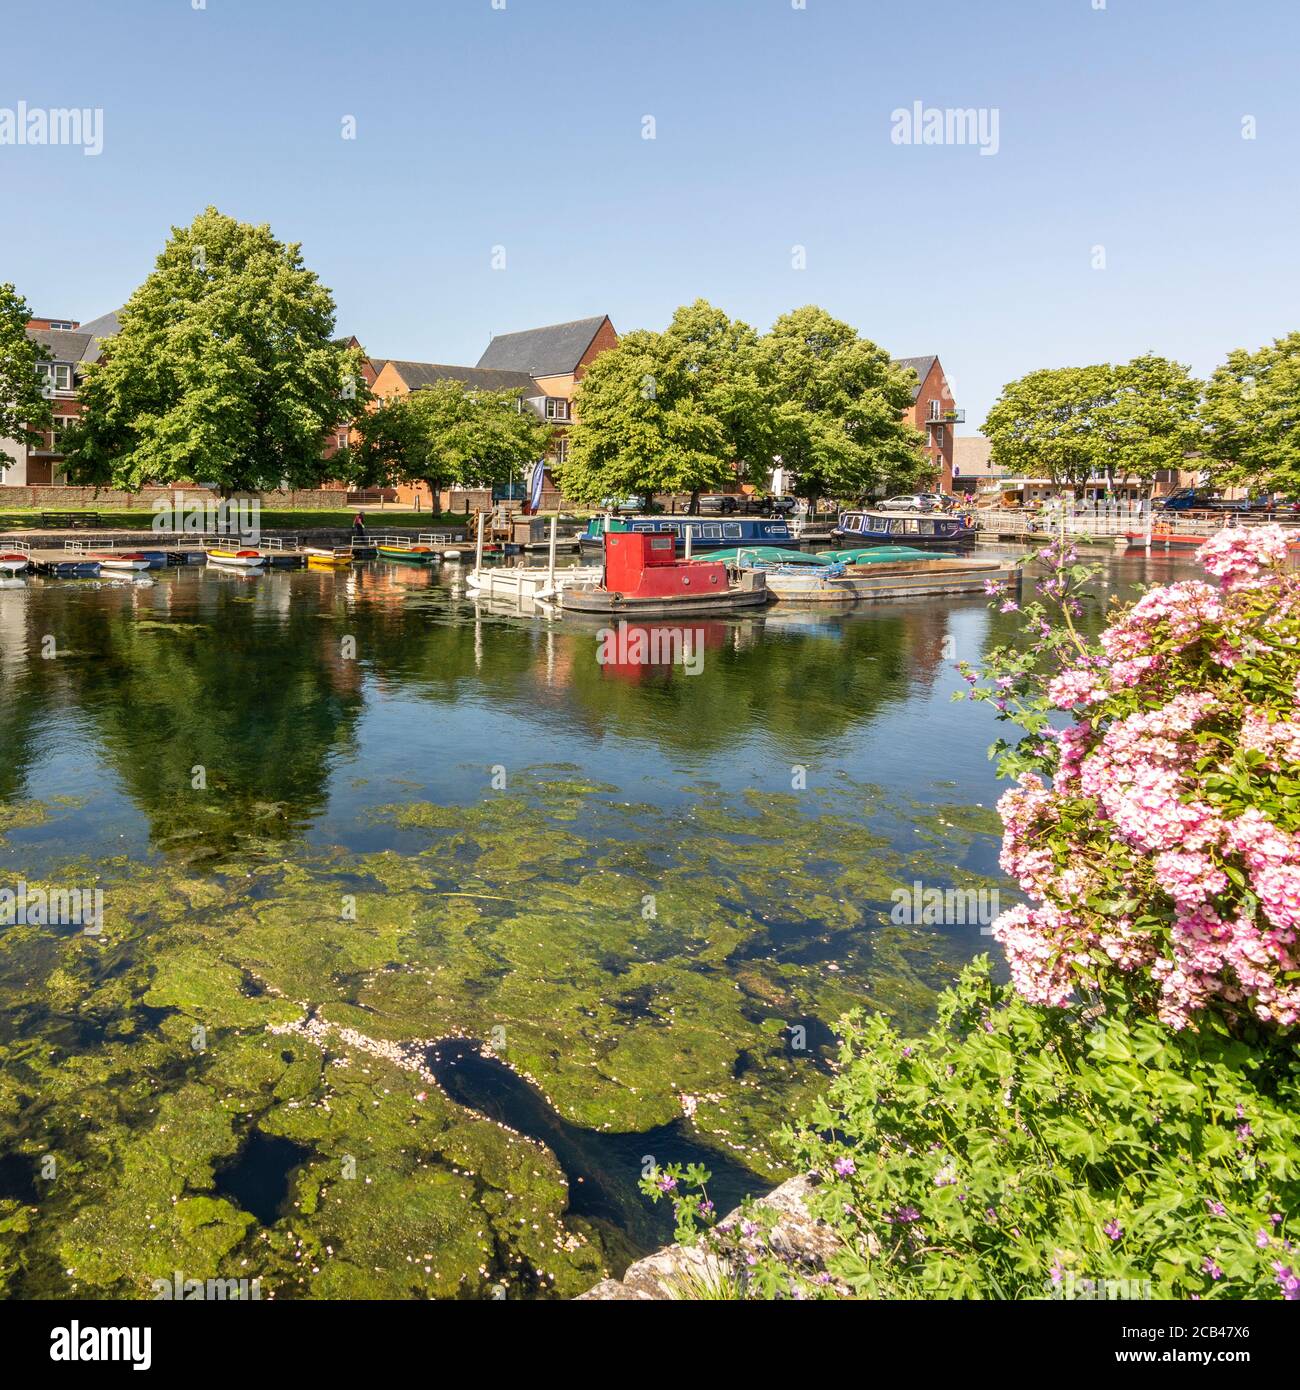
<box><xmin>0</xmin><ymin>551</ymin><xmax>30</xmax><ymax>576</ymax></box>
<box><xmin>561</xmin><ymin>532</ymin><xmax>767</xmax><ymax>616</ymax></box>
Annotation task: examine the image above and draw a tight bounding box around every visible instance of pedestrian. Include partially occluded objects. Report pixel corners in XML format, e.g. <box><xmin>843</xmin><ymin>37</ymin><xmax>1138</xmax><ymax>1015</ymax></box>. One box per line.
<box><xmin>352</xmin><ymin>511</ymin><xmax>366</xmax><ymax>539</ymax></box>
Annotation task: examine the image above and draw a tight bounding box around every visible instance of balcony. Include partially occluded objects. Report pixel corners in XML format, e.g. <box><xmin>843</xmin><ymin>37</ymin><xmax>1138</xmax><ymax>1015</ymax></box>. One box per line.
<box><xmin>927</xmin><ymin>408</ymin><xmax>965</xmax><ymax>425</ymax></box>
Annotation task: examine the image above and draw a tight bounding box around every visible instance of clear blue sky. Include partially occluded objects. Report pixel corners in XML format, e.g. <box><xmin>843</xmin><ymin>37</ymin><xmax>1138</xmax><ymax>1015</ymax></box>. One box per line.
<box><xmin>2</xmin><ymin>0</ymin><xmax>1296</xmax><ymax>428</ymax></box>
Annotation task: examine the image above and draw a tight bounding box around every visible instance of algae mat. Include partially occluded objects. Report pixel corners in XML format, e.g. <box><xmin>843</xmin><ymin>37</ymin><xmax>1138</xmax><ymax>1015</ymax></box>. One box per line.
<box><xmin>0</xmin><ymin>775</ymin><xmax>1005</xmax><ymax>1299</ymax></box>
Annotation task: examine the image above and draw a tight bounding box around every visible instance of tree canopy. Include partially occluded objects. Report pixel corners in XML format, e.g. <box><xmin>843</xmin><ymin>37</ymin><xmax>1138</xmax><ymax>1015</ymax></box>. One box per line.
<box><xmin>62</xmin><ymin>207</ymin><xmax>367</xmax><ymax>494</ymax></box>
<box><xmin>0</xmin><ymin>282</ymin><xmax>52</xmax><ymax>471</ymax></box>
<box><xmin>761</xmin><ymin>306</ymin><xmax>924</xmax><ymax>506</ymax></box>
<box><xmin>559</xmin><ymin>300</ymin><xmax>923</xmax><ymax>510</ymax></box>
<box><xmin>345</xmin><ymin>379</ymin><xmax>552</xmax><ymax>503</ymax></box>
<box><xmin>1200</xmin><ymin>332</ymin><xmax>1300</xmax><ymax>496</ymax></box>
<box><xmin>982</xmin><ymin>355</ymin><xmax>1201</xmax><ymax>492</ymax></box>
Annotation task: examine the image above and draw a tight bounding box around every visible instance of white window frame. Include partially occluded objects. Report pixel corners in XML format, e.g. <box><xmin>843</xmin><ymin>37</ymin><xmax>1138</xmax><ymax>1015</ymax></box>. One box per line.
<box><xmin>545</xmin><ymin>397</ymin><xmax>571</xmax><ymax>422</ymax></box>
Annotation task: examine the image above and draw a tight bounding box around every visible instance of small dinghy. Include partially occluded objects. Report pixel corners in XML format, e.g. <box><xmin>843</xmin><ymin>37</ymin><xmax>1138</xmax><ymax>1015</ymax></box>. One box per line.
<box><xmin>376</xmin><ymin>541</ymin><xmax>439</xmax><ymax>563</ymax></box>
<box><xmin>206</xmin><ymin>547</ymin><xmax>266</xmax><ymax>569</ymax></box>
<box><xmin>91</xmin><ymin>552</ymin><xmax>153</xmax><ymax>572</ymax></box>
<box><xmin>0</xmin><ymin>551</ymin><xmax>31</xmax><ymax>576</ymax></box>
<box><xmin>305</xmin><ymin>546</ymin><xmax>354</xmax><ymax>569</ymax></box>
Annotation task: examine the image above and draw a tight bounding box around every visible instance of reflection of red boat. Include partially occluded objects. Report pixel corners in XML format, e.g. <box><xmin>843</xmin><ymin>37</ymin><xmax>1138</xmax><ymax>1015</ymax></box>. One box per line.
<box><xmin>561</xmin><ymin>533</ymin><xmax>768</xmax><ymax>617</ymax></box>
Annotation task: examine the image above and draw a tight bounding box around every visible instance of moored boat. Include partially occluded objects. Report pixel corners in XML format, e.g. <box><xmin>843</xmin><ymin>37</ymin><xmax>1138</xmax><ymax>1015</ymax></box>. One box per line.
<box><xmin>832</xmin><ymin>510</ymin><xmax>976</xmax><ymax>548</ymax></box>
<box><xmin>90</xmin><ymin>551</ymin><xmax>153</xmax><ymax>572</ymax></box>
<box><xmin>579</xmin><ymin>515</ymin><xmax>800</xmax><ymax>554</ymax></box>
<box><xmin>756</xmin><ymin>554</ymin><xmax>1019</xmax><ymax>604</ymax></box>
<box><xmin>0</xmin><ymin>551</ymin><xmax>31</xmax><ymax>576</ymax></box>
<box><xmin>305</xmin><ymin>546</ymin><xmax>355</xmax><ymax>569</ymax></box>
<box><xmin>375</xmin><ymin>540</ymin><xmax>439</xmax><ymax>563</ymax></box>
<box><xmin>205</xmin><ymin>547</ymin><xmax>266</xmax><ymax>569</ymax></box>
<box><xmin>561</xmin><ymin>532</ymin><xmax>769</xmax><ymax>616</ymax></box>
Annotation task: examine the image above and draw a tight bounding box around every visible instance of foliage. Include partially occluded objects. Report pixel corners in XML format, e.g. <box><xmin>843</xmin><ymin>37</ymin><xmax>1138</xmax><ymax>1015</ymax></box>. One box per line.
<box><xmin>0</xmin><ymin>282</ymin><xmax>52</xmax><ymax>470</ymax></box>
<box><xmin>61</xmin><ymin>207</ymin><xmax>367</xmax><ymax>494</ymax></box>
<box><xmin>1201</xmin><ymin>332</ymin><xmax>1300</xmax><ymax>497</ymax></box>
<box><xmin>982</xmin><ymin>356</ymin><xmax>1200</xmax><ymax>491</ymax></box>
<box><xmin>761</xmin><ymin>305</ymin><xmax>923</xmax><ymax>506</ymax></box>
<box><xmin>558</xmin><ymin>303</ymin><xmax>757</xmax><ymax>508</ymax></box>
<box><xmin>649</xmin><ymin>960</ymin><xmax>1299</xmax><ymax>1300</ymax></box>
<box><xmin>965</xmin><ymin>528</ymin><xmax>1300</xmax><ymax>1030</ymax></box>
<box><xmin>346</xmin><ymin>377</ymin><xmax>551</xmax><ymax>501</ymax></box>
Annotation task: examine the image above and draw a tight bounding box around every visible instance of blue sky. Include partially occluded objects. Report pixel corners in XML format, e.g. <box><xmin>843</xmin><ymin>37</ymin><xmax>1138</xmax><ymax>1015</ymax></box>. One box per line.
<box><xmin>2</xmin><ymin>0</ymin><xmax>1296</xmax><ymax>427</ymax></box>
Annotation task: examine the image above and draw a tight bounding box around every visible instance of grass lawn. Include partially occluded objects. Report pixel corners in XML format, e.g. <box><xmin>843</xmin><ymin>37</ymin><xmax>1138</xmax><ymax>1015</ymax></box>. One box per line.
<box><xmin>0</xmin><ymin>508</ymin><xmax>471</xmax><ymax>532</ymax></box>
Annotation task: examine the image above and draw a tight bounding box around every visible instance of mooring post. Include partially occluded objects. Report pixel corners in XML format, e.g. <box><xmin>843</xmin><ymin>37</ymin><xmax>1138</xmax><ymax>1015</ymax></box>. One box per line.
<box><xmin>547</xmin><ymin>514</ymin><xmax>557</xmax><ymax>586</ymax></box>
<box><xmin>475</xmin><ymin>511</ymin><xmax>485</xmax><ymax>575</ymax></box>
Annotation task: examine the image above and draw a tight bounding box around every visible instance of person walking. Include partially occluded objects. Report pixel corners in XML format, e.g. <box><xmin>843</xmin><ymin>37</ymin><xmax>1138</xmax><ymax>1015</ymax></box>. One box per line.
<box><xmin>352</xmin><ymin>511</ymin><xmax>366</xmax><ymax>540</ymax></box>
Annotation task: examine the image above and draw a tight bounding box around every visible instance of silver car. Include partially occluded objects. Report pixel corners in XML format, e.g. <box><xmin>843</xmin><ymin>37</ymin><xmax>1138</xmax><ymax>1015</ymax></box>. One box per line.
<box><xmin>880</xmin><ymin>493</ymin><xmax>941</xmax><ymax>512</ymax></box>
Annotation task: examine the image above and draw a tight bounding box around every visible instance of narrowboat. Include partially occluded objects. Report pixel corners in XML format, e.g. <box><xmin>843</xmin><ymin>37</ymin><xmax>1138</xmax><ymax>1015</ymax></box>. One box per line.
<box><xmin>578</xmin><ymin>515</ymin><xmax>800</xmax><ymax>555</ymax></box>
<box><xmin>562</xmin><ymin>532</ymin><xmax>768</xmax><ymax>617</ymax></box>
<box><xmin>205</xmin><ymin>547</ymin><xmax>267</xmax><ymax>569</ymax></box>
<box><xmin>832</xmin><ymin>510</ymin><xmax>977</xmax><ymax>548</ymax></box>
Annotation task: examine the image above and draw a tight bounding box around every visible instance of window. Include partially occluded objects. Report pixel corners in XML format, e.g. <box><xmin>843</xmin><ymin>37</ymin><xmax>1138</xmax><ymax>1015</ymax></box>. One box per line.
<box><xmin>51</xmin><ymin>416</ymin><xmax>76</xmax><ymax>449</ymax></box>
<box><xmin>545</xmin><ymin>397</ymin><xmax>571</xmax><ymax>422</ymax></box>
<box><xmin>928</xmin><ymin>399</ymin><xmax>942</xmax><ymax>421</ymax></box>
<box><xmin>48</xmin><ymin>320</ymin><xmax>75</xmax><ymax>331</ymax></box>
<box><xmin>721</xmin><ymin>523</ymin><xmax>739</xmax><ymax>538</ymax></box>
<box><xmin>551</xmin><ymin>437</ymin><xmax>570</xmax><ymax>464</ymax></box>
<box><xmin>36</xmin><ymin>362</ymin><xmax>74</xmax><ymax>394</ymax></box>
<box><xmin>934</xmin><ymin>424</ymin><xmax>945</xmax><ymax>446</ymax></box>
<box><xmin>336</xmin><ymin>432</ymin><xmax>348</xmax><ymax>449</ymax></box>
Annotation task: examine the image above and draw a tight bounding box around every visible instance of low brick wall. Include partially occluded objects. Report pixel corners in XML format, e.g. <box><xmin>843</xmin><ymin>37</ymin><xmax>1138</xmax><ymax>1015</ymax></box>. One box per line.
<box><xmin>0</xmin><ymin>485</ymin><xmax>353</xmax><ymax>509</ymax></box>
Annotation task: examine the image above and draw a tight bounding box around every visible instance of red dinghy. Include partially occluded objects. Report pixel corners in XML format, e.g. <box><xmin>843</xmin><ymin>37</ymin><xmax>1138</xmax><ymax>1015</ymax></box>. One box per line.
<box><xmin>0</xmin><ymin>551</ymin><xmax>30</xmax><ymax>576</ymax></box>
<box><xmin>90</xmin><ymin>551</ymin><xmax>152</xmax><ymax>572</ymax></box>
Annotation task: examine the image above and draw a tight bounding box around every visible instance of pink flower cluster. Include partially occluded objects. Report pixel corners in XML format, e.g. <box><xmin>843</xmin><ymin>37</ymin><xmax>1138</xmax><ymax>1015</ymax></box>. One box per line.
<box><xmin>1197</xmin><ymin>525</ymin><xmax>1291</xmax><ymax>589</ymax></box>
<box><xmin>990</xmin><ymin>530</ymin><xmax>1300</xmax><ymax>1029</ymax></box>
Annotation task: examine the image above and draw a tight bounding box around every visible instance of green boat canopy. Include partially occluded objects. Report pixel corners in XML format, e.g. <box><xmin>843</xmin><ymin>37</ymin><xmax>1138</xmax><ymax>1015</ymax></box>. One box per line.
<box><xmin>709</xmin><ymin>545</ymin><xmax>938</xmax><ymax>567</ymax></box>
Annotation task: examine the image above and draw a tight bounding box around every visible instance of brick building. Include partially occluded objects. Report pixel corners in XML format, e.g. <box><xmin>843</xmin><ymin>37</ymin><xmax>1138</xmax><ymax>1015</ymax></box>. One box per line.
<box><xmin>892</xmin><ymin>355</ymin><xmax>963</xmax><ymax>491</ymax></box>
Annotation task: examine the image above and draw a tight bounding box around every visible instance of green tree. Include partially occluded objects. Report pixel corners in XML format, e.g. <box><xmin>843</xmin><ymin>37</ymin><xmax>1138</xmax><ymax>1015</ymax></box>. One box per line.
<box><xmin>982</xmin><ymin>364</ymin><xmax>1115</xmax><ymax>495</ymax></box>
<box><xmin>760</xmin><ymin>306</ymin><xmax>923</xmax><ymax>510</ymax></box>
<box><xmin>62</xmin><ymin>206</ymin><xmax>367</xmax><ymax>494</ymax></box>
<box><xmin>347</xmin><ymin>379</ymin><xmax>551</xmax><ymax>505</ymax></box>
<box><xmin>0</xmin><ymin>282</ymin><xmax>52</xmax><ymax>471</ymax></box>
<box><xmin>558</xmin><ymin>313</ymin><xmax>747</xmax><ymax>511</ymax></box>
<box><xmin>1201</xmin><ymin>331</ymin><xmax>1300</xmax><ymax>496</ymax></box>
<box><xmin>985</xmin><ymin>357</ymin><xmax>1201</xmax><ymax>498</ymax></box>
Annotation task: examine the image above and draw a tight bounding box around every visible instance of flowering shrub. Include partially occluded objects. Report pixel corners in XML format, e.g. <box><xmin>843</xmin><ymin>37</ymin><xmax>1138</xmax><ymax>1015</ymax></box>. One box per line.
<box><xmin>968</xmin><ymin>526</ymin><xmax>1300</xmax><ymax>1030</ymax></box>
<box><xmin>646</xmin><ymin>961</ymin><xmax>1300</xmax><ymax>1299</ymax></box>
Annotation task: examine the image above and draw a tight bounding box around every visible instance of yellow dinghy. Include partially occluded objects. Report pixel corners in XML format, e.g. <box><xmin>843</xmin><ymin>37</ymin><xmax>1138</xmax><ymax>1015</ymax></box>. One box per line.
<box><xmin>305</xmin><ymin>546</ymin><xmax>354</xmax><ymax>570</ymax></box>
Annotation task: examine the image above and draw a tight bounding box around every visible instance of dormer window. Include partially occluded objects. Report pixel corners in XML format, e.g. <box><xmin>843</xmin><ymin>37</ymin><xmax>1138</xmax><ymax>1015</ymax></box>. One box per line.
<box><xmin>36</xmin><ymin>363</ymin><xmax>74</xmax><ymax>394</ymax></box>
<box><xmin>545</xmin><ymin>397</ymin><xmax>571</xmax><ymax>422</ymax></box>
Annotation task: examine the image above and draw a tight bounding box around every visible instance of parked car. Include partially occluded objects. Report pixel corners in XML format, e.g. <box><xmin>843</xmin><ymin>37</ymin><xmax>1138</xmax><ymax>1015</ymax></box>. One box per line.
<box><xmin>698</xmin><ymin>494</ymin><xmax>741</xmax><ymax>514</ymax></box>
<box><xmin>600</xmin><ymin>496</ymin><xmax>645</xmax><ymax>514</ymax></box>
<box><xmin>879</xmin><ymin>493</ymin><xmax>941</xmax><ymax>512</ymax></box>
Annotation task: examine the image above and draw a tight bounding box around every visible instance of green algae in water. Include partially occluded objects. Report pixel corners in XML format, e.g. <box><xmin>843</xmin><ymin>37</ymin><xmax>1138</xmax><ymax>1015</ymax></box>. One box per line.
<box><xmin>0</xmin><ymin>776</ymin><xmax>1011</xmax><ymax>1299</ymax></box>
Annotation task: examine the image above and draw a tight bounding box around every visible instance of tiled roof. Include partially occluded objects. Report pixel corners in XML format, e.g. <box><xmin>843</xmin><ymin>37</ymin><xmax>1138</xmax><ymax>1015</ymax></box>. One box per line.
<box><xmin>891</xmin><ymin>355</ymin><xmax>938</xmax><ymax>402</ymax></box>
<box><xmin>386</xmin><ymin>361</ymin><xmax>540</xmax><ymax>395</ymax></box>
<box><xmin>476</xmin><ymin>316</ymin><xmax>608</xmax><ymax>377</ymax></box>
<box><xmin>28</xmin><ymin>328</ymin><xmax>94</xmax><ymax>364</ymax></box>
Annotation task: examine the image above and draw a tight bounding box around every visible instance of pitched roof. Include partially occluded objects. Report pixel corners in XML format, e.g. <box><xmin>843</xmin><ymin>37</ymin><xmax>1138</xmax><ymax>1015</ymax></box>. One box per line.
<box><xmin>28</xmin><ymin>328</ymin><xmax>94</xmax><ymax>364</ymax></box>
<box><xmin>476</xmin><ymin>316</ymin><xmax>609</xmax><ymax>377</ymax></box>
<box><xmin>75</xmin><ymin>309</ymin><xmax>125</xmax><ymax>361</ymax></box>
<box><xmin>891</xmin><ymin>355</ymin><xmax>938</xmax><ymax>402</ymax></box>
<box><xmin>385</xmin><ymin>361</ymin><xmax>540</xmax><ymax>395</ymax></box>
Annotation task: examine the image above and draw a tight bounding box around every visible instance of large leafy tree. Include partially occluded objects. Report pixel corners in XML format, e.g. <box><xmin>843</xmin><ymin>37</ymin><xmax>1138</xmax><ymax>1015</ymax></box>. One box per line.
<box><xmin>559</xmin><ymin>303</ymin><xmax>767</xmax><ymax>511</ymax></box>
<box><xmin>346</xmin><ymin>379</ymin><xmax>551</xmax><ymax>505</ymax></box>
<box><xmin>982</xmin><ymin>364</ymin><xmax>1115</xmax><ymax>494</ymax></box>
<box><xmin>760</xmin><ymin>306</ymin><xmax>923</xmax><ymax>509</ymax></box>
<box><xmin>0</xmin><ymin>282</ymin><xmax>52</xmax><ymax>471</ymax></box>
<box><xmin>63</xmin><ymin>207</ymin><xmax>367</xmax><ymax>494</ymax></box>
<box><xmin>984</xmin><ymin>357</ymin><xmax>1201</xmax><ymax>496</ymax></box>
<box><xmin>1201</xmin><ymin>332</ymin><xmax>1300</xmax><ymax>496</ymax></box>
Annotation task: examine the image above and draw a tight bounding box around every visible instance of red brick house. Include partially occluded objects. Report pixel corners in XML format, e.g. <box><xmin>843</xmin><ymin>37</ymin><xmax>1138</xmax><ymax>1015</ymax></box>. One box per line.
<box><xmin>892</xmin><ymin>355</ymin><xmax>963</xmax><ymax>491</ymax></box>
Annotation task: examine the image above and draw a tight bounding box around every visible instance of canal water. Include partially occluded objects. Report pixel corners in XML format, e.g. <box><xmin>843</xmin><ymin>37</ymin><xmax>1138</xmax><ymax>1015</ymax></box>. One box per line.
<box><xmin>0</xmin><ymin>545</ymin><xmax>1199</xmax><ymax>1298</ymax></box>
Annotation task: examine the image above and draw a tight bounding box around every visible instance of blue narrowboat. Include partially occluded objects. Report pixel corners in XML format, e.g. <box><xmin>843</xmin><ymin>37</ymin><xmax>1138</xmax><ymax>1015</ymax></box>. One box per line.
<box><xmin>832</xmin><ymin>509</ymin><xmax>977</xmax><ymax>548</ymax></box>
<box><xmin>579</xmin><ymin>515</ymin><xmax>800</xmax><ymax>554</ymax></box>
